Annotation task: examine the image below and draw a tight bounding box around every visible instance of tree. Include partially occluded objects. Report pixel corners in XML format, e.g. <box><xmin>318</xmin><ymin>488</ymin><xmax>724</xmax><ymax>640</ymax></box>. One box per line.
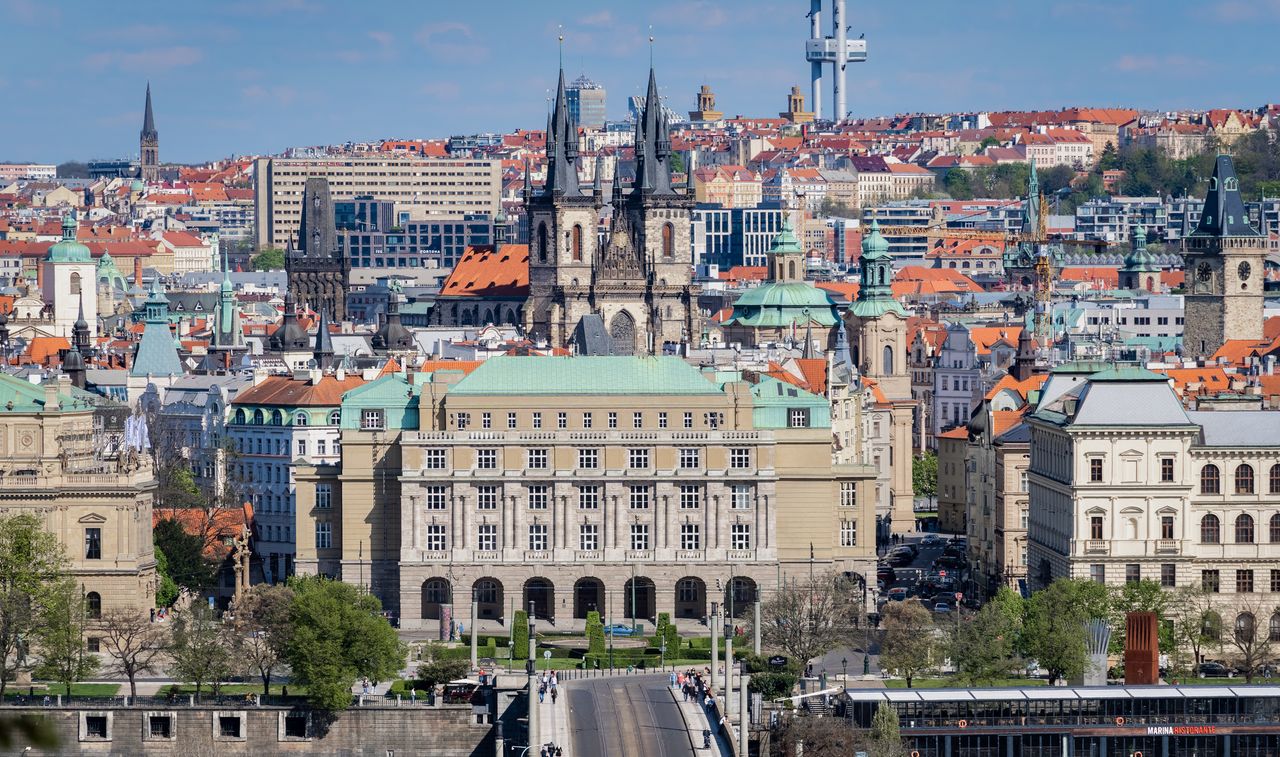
<box><xmin>1221</xmin><ymin>597</ymin><xmax>1278</xmax><ymax>683</ymax></box>
<box><xmin>251</xmin><ymin>248</ymin><xmax>286</xmax><ymax>271</ymax></box>
<box><xmin>1111</xmin><ymin>579</ymin><xmax>1170</xmax><ymax>655</ymax></box>
<box><xmin>231</xmin><ymin>584</ymin><xmax>294</xmax><ymax>696</ymax></box>
<box><xmin>912</xmin><ymin>453</ymin><xmax>938</xmax><ymax>499</ymax></box>
<box><xmin>869</xmin><ymin>702</ymin><xmax>909</xmax><ymax>757</ymax></box>
<box><xmin>56</xmin><ymin>161</ymin><xmax>89</xmax><ymax>179</ymax></box>
<box><xmin>949</xmin><ymin>603</ymin><xmax>1022</xmax><ymax>686</ymax></box>
<box><xmin>746</xmin><ymin>670</ymin><xmax>796</xmax><ymax>699</ymax></box>
<box><xmin>99</xmin><ymin>609</ymin><xmax>167</xmax><ymax>699</ymax></box>
<box><xmin>1022</xmin><ymin>578</ymin><xmax>1110</xmax><ymax>685</ymax></box>
<box><xmin>153</xmin><ymin>545</ymin><xmax>180</xmax><ymax>608</ymax></box>
<box><xmin>0</xmin><ymin>514</ymin><xmax>69</xmax><ymax>699</ymax></box>
<box><xmin>1169</xmin><ymin>585</ymin><xmax>1219</xmax><ymax>676</ymax></box>
<box><xmin>153</xmin><ymin>518</ymin><xmax>217</xmax><ymax>593</ymax></box>
<box><xmin>416</xmin><ymin>657</ymin><xmax>468</xmax><ymax>691</ymax></box>
<box><xmin>760</xmin><ymin>571</ymin><xmax>861</xmax><ymax>667</ymax></box>
<box><xmin>586</xmin><ymin>611</ymin><xmax>605</xmax><ymax>656</ymax></box>
<box><xmin>818</xmin><ymin>196</ymin><xmax>857</xmax><ymax>218</ymax></box>
<box><xmin>669</xmin><ymin>152</ymin><xmax>686</xmax><ymax>176</ymax></box>
<box><xmin>284</xmin><ymin>576</ymin><xmax>406</xmax><ymax>711</ymax></box>
<box><xmin>169</xmin><ymin>602</ymin><xmax>236</xmax><ymax>702</ymax></box>
<box><xmin>32</xmin><ymin>579</ymin><xmax>98</xmax><ymax>698</ymax></box>
<box><xmin>1097</xmin><ymin>142</ymin><xmax>1120</xmax><ymax>172</ymax></box>
<box><xmin>879</xmin><ymin>601</ymin><xmax>938</xmax><ymax>688</ymax></box>
<box><xmin>942</xmin><ymin>169</ymin><xmax>974</xmax><ymax>200</ymax></box>
<box><xmin>978</xmin><ymin>136</ymin><xmax>1001</xmax><ymax>151</ymax></box>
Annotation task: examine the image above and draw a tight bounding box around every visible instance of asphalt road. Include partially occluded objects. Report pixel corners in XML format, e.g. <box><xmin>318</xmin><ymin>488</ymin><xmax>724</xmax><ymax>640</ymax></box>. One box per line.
<box><xmin>567</xmin><ymin>674</ymin><xmax>695</xmax><ymax>757</ymax></box>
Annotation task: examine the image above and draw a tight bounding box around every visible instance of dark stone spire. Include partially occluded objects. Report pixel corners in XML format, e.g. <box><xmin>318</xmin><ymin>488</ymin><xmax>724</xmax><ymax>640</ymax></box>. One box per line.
<box><xmin>522</xmin><ymin>158</ymin><xmax>532</xmax><ymax>204</ymax></box>
<box><xmin>372</xmin><ymin>290</ymin><xmax>414</xmax><ymax>352</ymax></box>
<box><xmin>611</xmin><ymin>167</ymin><xmax>624</xmax><ymax>206</ymax></box>
<box><xmin>141</xmin><ymin>83</ymin><xmax>158</xmax><ymax>141</ymax></box>
<box><xmin>592</xmin><ymin>153</ymin><xmax>604</xmax><ymax>204</ymax></box>
<box><xmin>313</xmin><ymin>307</ymin><xmax>334</xmax><ymax>369</ymax></box>
<box><xmin>1192</xmin><ymin>154</ymin><xmax>1261</xmax><ymax>239</ymax></box>
<box><xmin>1011</xmin><ymin>326</ymin><xmax>1039</xmax><ymax>382</ymax></box>
<box><xmin>269</xmin><ymin>292</ymin><xmax>309</xmax><ymax>352</ymax></box>
<box><xmin>544</xmin><ymin>68</ymin><xmax>582</xmax><ymax>197</ymax></box>
<box><xmin>73</xmin><ymin>295</ymin><xmax>91</xmax><ymax>357</ymax></box>
<box><xmin>634</xmin><ymin>67</ymin><xmax>674</xmax><ymax>196</ymax></box>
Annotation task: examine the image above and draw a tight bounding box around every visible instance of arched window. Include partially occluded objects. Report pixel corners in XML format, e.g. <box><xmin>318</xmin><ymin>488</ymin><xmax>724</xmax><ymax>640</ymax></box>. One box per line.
<box><xmin>294</xmin><ymin>412</ymin><xmax>308</xmax><ymax>426</ymax></box>
<box><xmin>271</xmin><ymin>410</ymin><xmax>283</xmax><ymax>426</ymax></box>
<box><xmin>882</xmin><ymin>345</ymin><xmax>894</xmax><ymax>376</ymax></box>
<box><xmin>1235</xmin><ymin>513</ymin><xmax>1255</xmax><ymax>543</ymax></box>
<box><xmin>1271</xmin><ymin>464</ymin><xmax>1280</xmax><ymax>494</ymax></box>
<box><xmin>253</xmin><ymin>409</ymin><xmax>264</xmax><ymax>425</ymax></box>
<box><xmin>234</xmin><ymin>408</ymin><xmax>246</xmax><ymax>424</ymax></box>
<box><xmin>1200</xmin><ymin>514</ymin><xmax>1220</xmax><ymax>544</ymax></box>
<box><xmin>329</xmin><ymin>410</ymin><xmax>342</xmax><ymax>425</ymax></box>
<box><xmin>571</xmin><ymin>224</ymin><xmax>583</xmax><ymax>262</ymax></box>
<box><xmin>1236</xmin><ymin>612</ymin><xmax>1256</xmax><ymax>643</ymax></box>
<box><xmin>70</xmin><ymin>272</ymin><xmax>82</xmax><ymax>295</ymax></box>
<box><xmin>1201</xmin><ymin>464</ymin><xmax>1220</xmax><ymax>494</ymax></box>
<box><xmin>1271</xmin><ymin>514</ymin><xmax>1280</xmax><ymax>543</ymax></box>
<box><xmin>1271</xmin><ymin>613</ymin><xmax>1280</xmax><ymax>642</ymax></box>
<box><xmin>787</xmin><ymin>260</ymin><xmax>796</xmax><ymax>280</ymax></box>
<box><xmin>662</xmin><ymin>223</ymin><xmax>674</xmax><ymax>259</ymax></box>
<box><xmin>85</xmin><ymin>592</ymin><xmax>101</xmax><ymax>620</ymax></box>
<box><xmin>537</xmin><ymin>223</ymin><xmax>548</xmax><ymax>263</ymax></box>
<box><xmin>1202</xmin><ymin>611</ymin><xmax>1221</xmax><ymax>641</ymax></box>
<box><xmin>1236</xmin><ymin>464</ymin><xmax>1255</xmax><ymax>494</ymax></box>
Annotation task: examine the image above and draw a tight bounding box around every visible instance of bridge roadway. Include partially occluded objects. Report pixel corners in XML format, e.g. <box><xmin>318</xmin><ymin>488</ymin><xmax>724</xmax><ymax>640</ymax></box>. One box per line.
<box><xmin>566</xmin><ymin>673</ymin><xmax>697</xmax><ymax>757</ymax></box>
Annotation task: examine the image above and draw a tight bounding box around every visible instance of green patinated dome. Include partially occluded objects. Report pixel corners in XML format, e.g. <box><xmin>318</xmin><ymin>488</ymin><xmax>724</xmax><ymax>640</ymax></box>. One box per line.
<box><xmin>765</xmin><ymin>218</ymin><xmax>803</xmax><ymax>256</ymax></box>
<box><xmin>130</xmin><ymin>179</ymin><xmax>145</xmax><ymax>192</ymax></box>
<box><xmin>46</xmin><ymin>214</ymin><xmax>92</xmax><ymax>264</ymax></box>
<box><xmin>725</xmin><ymin>282</ymin><xmax>839</xmax><ymax>328</ymax></box>
<box><xmin>861</xmin><ymin>219</ymin><xmax>889</xmax><ymax>259</ymax></box>
<box><xmin>1123</xmin><ymin>225</ymin><xmax>1157</xmax><ymax>271</ymax></box>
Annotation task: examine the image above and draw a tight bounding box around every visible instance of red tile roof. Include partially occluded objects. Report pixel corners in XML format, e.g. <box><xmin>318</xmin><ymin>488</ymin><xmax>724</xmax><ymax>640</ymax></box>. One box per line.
<box><xmin>439</xmin><ymin>244</ymin><xmax>529</xmax><ymax>298</ymax></box>
<box><xmin>232</xmin><ymin>374</ymin><xmax>366</xmax><ymax>407</ymax></box>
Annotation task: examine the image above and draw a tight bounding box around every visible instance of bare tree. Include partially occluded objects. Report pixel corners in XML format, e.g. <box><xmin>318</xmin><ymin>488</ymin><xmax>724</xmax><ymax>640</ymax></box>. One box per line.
<box><xmin>99</xmin><ymin>609</ymin><xmax>167</xmax><ymax>699</ymax></box>
<box><xmin>759</xmin><ymin>571</ymin><xmax>861</xmax><ymax>667</ymax></box>
<box><xmin>230</xmin><ymin>584</ymin><xmax>294</xmax><ymax>696</ymax></box>
<box><xmin>879</xmin><ymin>602</ymin><xmax>940</xmax><ymax>688</ymax></box>
<box><xmin>1221</xmin><ymin>596</ymin><xmax>1279</xmax><ymax>684</ymax></box>
<box><xmin>1169</xmin><ymin>585</ymin><xmax>1219</xmax><ymax>676</ymax></box>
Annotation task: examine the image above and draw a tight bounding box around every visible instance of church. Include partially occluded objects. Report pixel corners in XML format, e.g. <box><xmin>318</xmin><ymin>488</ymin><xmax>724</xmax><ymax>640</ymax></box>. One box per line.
<box><xmin>523</xmin><ymin>65</ymin><xmax>700</xmax><ymax>354</ymax></box>
<box><xmin>286</xmin><ymin>177</ymin><xmax>348</xmax><ymax>322</ymax></box>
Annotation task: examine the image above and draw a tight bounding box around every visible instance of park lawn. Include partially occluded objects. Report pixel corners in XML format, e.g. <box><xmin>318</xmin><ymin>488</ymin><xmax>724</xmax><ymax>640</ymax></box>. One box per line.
<box><xmin>14</xmin><ymin>683</ymin><xmax>121</xmax><ymax>697</ymax></box>
<box><xmin>159</xmin><ymin>683</ymin><xmax>307</xmax><ymax>696</ymax></box>
<box><xmin>885</xmin><ymin>677</ymin><xmax>1046</xmax><ymax>689</ymax></box>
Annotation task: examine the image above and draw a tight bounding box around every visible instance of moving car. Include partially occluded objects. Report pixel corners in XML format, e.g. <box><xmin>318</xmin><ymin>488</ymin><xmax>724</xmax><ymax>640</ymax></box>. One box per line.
<box><xmin>921</xmin><ymin>534</ymin><xmax>943</xmax><ymax>547</ymax></box>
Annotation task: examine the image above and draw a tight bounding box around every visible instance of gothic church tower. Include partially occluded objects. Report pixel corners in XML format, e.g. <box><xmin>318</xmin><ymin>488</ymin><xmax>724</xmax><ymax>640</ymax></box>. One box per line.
<box><xmin>139</xmin><ymin>83</ymin><xmax>159</xmax><ymax>183</ymax></box>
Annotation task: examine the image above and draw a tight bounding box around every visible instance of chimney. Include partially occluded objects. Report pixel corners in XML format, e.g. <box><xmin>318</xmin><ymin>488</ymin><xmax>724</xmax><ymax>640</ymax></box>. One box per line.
<box><xmin>133</xmin><ymin>256</ymin><xmax>144</xmax><ymax>287</ymax></box>
<box><xmin>1266</xmin><ymin>355</ymin><xmax>1276</xmax><ymax>376</ymax></box>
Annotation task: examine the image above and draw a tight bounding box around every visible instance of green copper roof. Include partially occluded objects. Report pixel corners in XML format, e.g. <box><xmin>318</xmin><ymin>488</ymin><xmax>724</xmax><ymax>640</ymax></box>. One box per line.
<box><xmin>46</xmin><ymin>214</ymin><xmax>92</xmax><ymax>264</ymax></box>
<box><xmin>0</xmin><ymin>373</ymin><xmax>82</xmax><ymax>413</ymax></box>
<box><xmin>725</xmin><ymin>282</ymin><xmax>840</xmax><ymax>327</ymax></box>
<box><xmin>449</xmin><ymin>356</ymin><xmax>723</xmax><ymax>396</ymax></box>
<box><xmin>852</xmin><ymin>219</ymin><xmax>904</xmax><ymax>318</ymax></box>
<box><xmin>861</xmin><ymin>219</ymin><xmax>889</xmax><ymax>259</ymax></box>
<box><xmin>341</xmin><ymin>375</ymin><xmax>420</xmax><ymax>430</ymax></box>
<box><xmin>764</xmin><ymin>218</ymin><xmax>803</xmax><ymax>256</ymax></box>
<box><xmin>131</xmin><ymin>279</ymin><xmax>182</xmax><ymax>377</ymax></box>
<box><xmin>1123</xmin><ymin>226</ymin><xmax>1158</xmax><ymax>272</ymax></box>
<box><xmin>1086</xmin><ymin>366</ymin><xmax>1168</xmax><ymax>382</ymax></box>
<box><xmin>748</xmin><ymin>376</ymin><xmax>830</xmax><ymax>429</ymax></box>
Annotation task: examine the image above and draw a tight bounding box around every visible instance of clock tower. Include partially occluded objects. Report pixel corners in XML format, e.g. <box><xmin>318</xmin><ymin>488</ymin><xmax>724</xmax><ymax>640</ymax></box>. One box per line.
<box><xmin>1182</xmin><ymin>155</ymin><xmax>1265</xmax><ymax>360</ymax></box>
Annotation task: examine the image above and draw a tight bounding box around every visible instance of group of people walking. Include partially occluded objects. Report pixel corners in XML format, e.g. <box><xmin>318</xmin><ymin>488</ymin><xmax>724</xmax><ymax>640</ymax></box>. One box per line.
<box><xmin>537</xmin><ymin>670</ymin><xmax>559</xmax><ymax>705</ymax></box>
<box><xmin>675</xmin><ymin>667</ymin><xmax>717</xmax><ymax>709</ymax></box>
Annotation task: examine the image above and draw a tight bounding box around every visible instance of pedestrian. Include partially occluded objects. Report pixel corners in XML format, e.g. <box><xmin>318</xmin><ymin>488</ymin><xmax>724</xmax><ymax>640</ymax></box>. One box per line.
<box><xmin>551</xmin><ymin>687</ymin><xmax>558</xmax><ymax>705</ymax></box>
<box><xmin>42</xmin><ymin>696</ymin><xmax>50</xmax><ymax>707</ymax></box>
<box><xmin>538</xmin><ymin>683</ymin><xmax>546</xmax><ymax>704</ymax></box>
<box><xmin>282</xmin><ymin>685</ymin><xmax>288</xmax><ymax>698</ymax></box>
<box><xmin>410</xmin><ymin>688</ymin><xmax>417</xmax><ymax>704</ymax></box>
<box><xmin>550</xmin><ymin>671</ymin><xmax>558</xmax><ymax>688</ymax></box>
<box><xmin>670</xmin><ymin>671</ymin><xmax>677</xmax><ymax>689</ymax></box>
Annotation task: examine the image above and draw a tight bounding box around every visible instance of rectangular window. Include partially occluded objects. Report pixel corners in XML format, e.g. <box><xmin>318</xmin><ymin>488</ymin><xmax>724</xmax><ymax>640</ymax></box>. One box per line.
<box><xmin>362</xmin><ymin>409</ymin><xmax>385</xmax><ymax>430</ymax></box>
<box><xmin>1090</xmin><ymin>564</ymin><xmax>1105</xmax><ymax>584</ymax></box>
<box><xmin>578</xmin><ymin>485</ymin><xmax>600</xmax><ymax>510</ymax></box>
<box><xmin>425</xmin><ymin>525</ymin><xmax>446</xmax><ymax>551</ymax></box>
<box><xmin>1089</xmin><ymin>458</ymin><xmax>1104</xmax><ymax>482</ymax></box>
<box><xmin>481</xmin><ymin>412</ymin><xmax>491</xmax><ymax>429</ymax></box>
<box><xmin>788</xmin><ymin>408</ymin><xmax>809</xmax><ymax>428</ymax></box>
<box><xmin>528</xmin><ymin>524</ymin><xmax>548</xmax><ymax>551</ymax></box>
<box><xmin>608</xmin><ymin>412</ymin><xmax>618</xmax><ymax>429</ymax></box>
<box><xmin>658</xmin><ymin>412</ymin><xmax>668</xmax><ymax>429</ymax></box>
<box><xmin>557</xmin><ymin>412</ymin><xmax>567</xmax><ymax>430</ymax></box>
<box><xmin>527</xmin><ymin>485</ymin><xmax>549</xmax><ymax>510</ymax></box>
<box><xmin>1161</xmin><ymin>564</ymin><xmax>1176</xmax><ymax>588</ymax></box>
<box><xmin>633</xmin><ymin>412</ymin><xmax>643</xmax><ymax>429</ymax></box>
<box><xmin>840</xmin><ymin>520</ymin><xmax>857</xmax><ymax>547</ymax></box>
<box><xmin>423</xmin><ymin>485</ymin><xmax>447</xmax><ymax>510</ymax></box>
<box><xmin>731</xmin><ymin>485</ymin><xmax>752</xmax><ymax>509</ymax></box>
<box><xmin>297</xmin><ymin>439</ymin><xmax>307</xmax><ymax>456</ymax></box>
<box><xmin>680</xmin><ymin>523</ymin><xmax>701</xmax><ymax>550</ymax></box>
<box><xmin>532</xmin><ymin>412</ymin><xmax>542</xmax><ymax>429</ymax></box>
<box><xmin>476</xmin><ymin>448</ymin><xmax>498</xmax><ymax>470</ymax></box>
<box><xmin>729</xmin><ymin>448</ymin><xmax>751</xmax><ymax>469</ymax></box>
<box><xmin>1203</xmin><ymin>569</ymin><xmax>1220</xmax><ymax>593</ymax></box>
<box><xmin>629</xmin><ymin>485</ymin><xmax>650</xmax><ymax>509</ymax></box>
<box><xmin>508</xmin><ymin>412</ymin><xmax>517</xmax><ymax>429</ymax></box>
<box><xmin>85</xmin><ymin>528</ymin><xmax>101</xmax><ymax>560</ymax></box>
<box><xmin>317</xmin><ymin>439</ymin><xmax>327</xmax><ymax>456</ymax></box>
<box><xmin>476</xmin><ymin>485</ymin><xmax>498</xmax><ymax>510</ymax></box>
<box><xmin>1125</xmin><ymin>564</ymin><xmax>1141</xmax><ymax>584</ymax></box>
<box><xmin>316</xmin><ymin>483</ymin><xmax>332</xmax><ymax>509</ymax></box>
<box><xmin>679</xmin><ymin>448</ymin><xmax>701</xmax><ymax>469</ymax></box>
<box><xmin>731</xmin><ymin>524</ymin><xmax>752</xmax><ymax>550</ymax></box>
<box><xmin>840</xmin><ymin>482</ymin><xmax>856</xmax><ymax>507</ymax></box>
<box><xmin>705</xmin><ymin>412</ymin><xmax>720</xmax><ymax>429</ymax></box>
<box><xmin>582</xmin><ymin>412</ymin><xmax>593</xmax><ymax>429</ymax></box>
<box><xmin>683</xmin><ymin>411</ymin><xmax>694</xmax><ymax>429</ymax></box>
<box><xmin>1237</xmin><ymin>569</ymin><xmax>1254</xmax><ymax>593</ymax></box>
<box><xmin>579</xmin><ymin>524</ymin><xmax>599</xmax><ymax>551</ymax></box>
<box><xmin>1161</xmin><ymin>515</ymin><xmax>1174</xmax><ymax>539</ymax></box>
<box><xmin>628</xmin><ymin>448</ymin><xmax>650</xmax><ymax>469</ymax></box>
<box><xmin>477</xmin><ymin>524</ymin><xmax>497</xmax><ymax>551</ymax></box>
<box><xmin>1160</xmin><ymin>457</ymin><xmax>1175</xmax><ymax>482</ymax></box>
<box><xmin>526</xmin><ymin>448</ymin><xmax>549</xmax><ymax>469</ymax></box>
<box><xmin>1090</xmin><ymin>516</ymin><xmax>1104</xmax><ymax>540</ymax></box>
<box><xmin>315</xmin><ymin>522</ymin><xmax>332</xmax><ymax>549</ymax></box>
<box><xmin>577</xmin><ymin>448</ymin><xmax>600</xmax><ymax>469</ymax></box>
<box><xmin>679</xmin><ymin>485</ymin><xmax>701</xmax><ymax>509</ymax></box>
<box><xmin>1272</xmin><ymin>569</ymin><xmax>1280</xmax><ymax>593</ymax></box>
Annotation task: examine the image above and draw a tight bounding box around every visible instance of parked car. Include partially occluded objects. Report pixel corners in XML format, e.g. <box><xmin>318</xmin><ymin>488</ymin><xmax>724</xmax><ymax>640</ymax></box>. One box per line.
<box><xmin>877</xmin><ymin>566</ymin><xmax>897</xmax><ymax>583</ymax></box>
<box><xmin>932</xmin><ymin>603</ymin><xmax>952</xmax><ymax>614</ymax></box>
<box><xmin>604</xmin><ymin>624</ymin><xmax>640</xmax><ymax>637</ymax></box>
<box><xmin>887</xmin><ymin>587</ymin><xmax>908</xmax><ymax>601</ymax></box>
<box><xmin>921</xmin><ymin>534</ymin><xmax>943</xmax><ymax>547</ymax></box>
<box><xmin>1198</xmin><ymin>662</ymin><xmax>1230</xmax><ymax>677</ymax></box>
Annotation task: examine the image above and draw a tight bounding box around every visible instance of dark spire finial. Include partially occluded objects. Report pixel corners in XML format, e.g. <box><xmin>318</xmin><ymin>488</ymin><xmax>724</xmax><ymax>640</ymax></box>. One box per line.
<box><xmin>141</xmin><ymin>82</ymin><xmax>157</xmax><ymax>141</ymax></box>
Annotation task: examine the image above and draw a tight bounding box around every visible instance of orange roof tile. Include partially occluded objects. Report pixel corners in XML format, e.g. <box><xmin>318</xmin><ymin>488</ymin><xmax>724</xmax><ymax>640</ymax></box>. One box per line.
<box><xmin>153</xmin><ymin>503</ymin><xmax>253</xmax><ymax>561</ymax></box>
<box><xmin>439</xmin><ymin>244</ymin><xmax>529</xmax><ymax>298</ymax></box>
<box><xmin>419</xmin><ymin>359</ymin><xmax>483</xmax><ymax>375</ymax></box>
<box><xmin>969</xmin><ymin>326</ymin><xmax>1023</xmax><ymax>355</ymax></box>
<box><xmin>991</xmin><ymin>410</ymin><xmax>1025</xmax><ymax>439</ymax></box>
<box><xmin>232</xmin><ymin>374</ymin><xmax>366</xmax><ymax>407</ymax></box>
<box><xmin>27</xmin><ymin>336</ymin><xmax>70</xmax><ymax>365</ymax></box>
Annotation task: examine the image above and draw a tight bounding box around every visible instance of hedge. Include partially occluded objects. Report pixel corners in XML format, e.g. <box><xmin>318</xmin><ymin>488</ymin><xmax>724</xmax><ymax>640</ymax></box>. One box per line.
<box><xmin>512</xmin><ymin>611</ymin><xmax>529</xmax><ymax>659</ymax></box>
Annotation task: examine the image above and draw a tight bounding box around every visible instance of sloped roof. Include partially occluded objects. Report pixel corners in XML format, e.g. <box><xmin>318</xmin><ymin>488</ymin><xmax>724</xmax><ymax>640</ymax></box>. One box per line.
<box><xmin>449</xmin><ymin>356</ymin><xmax>722</xmax><ymax>396</ymax></box>
<box><xmin>232</xmin><ymin>374</ymin><xmax>367</xmax><ymax>407</ymax></box>
<box><xmin>439</xmin><ymin>244</ymin><xmax>529</xmax><ymax>298</ymax></box>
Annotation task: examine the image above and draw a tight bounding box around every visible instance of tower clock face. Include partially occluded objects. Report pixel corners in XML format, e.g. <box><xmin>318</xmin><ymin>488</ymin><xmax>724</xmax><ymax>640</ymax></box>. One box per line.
<box><xmin>1197</xmin><ymin>262</ymin><xmax>1212</xmax><ymax>282</ymax></box>
<box><xmin>1238</xmin><ymin>262</ymin><xmax>1251</xmax><ymax>281</ymax></box>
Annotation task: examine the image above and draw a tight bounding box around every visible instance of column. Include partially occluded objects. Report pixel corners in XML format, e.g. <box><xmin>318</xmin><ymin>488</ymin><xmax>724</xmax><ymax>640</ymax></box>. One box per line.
<box><xmin>460</xmin><ymin>495</ymin><xmax>469</xmax><ymax>550</ymax></box>
<box><xmin>605</xmin><ymin>494</ymin><xmax>615</xmax><ymax>550</ymax></box>
<box><xmin>754</xmin><ymin>488</ymin><xmax>763</xmax><ymax>554</ymax></box>
<box><xmin>450</xmin><ymin>491</ymin><xmax>461</xmax><ymax>549</ymax></box>
<box><xmin>711</xmin><ymin>492</ymin><xmax>722</xmax><ymax>549</ymax></box>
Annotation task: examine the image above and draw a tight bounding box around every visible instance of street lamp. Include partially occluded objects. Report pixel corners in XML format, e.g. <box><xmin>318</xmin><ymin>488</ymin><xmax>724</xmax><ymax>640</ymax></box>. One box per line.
<box><xmin>660</xmin><ymin>640</ymin><xmax>667</xmax><ymax>670</ymax></box>
<box><xmin>842</xmin><ymin>657</ymin><xmax>848</xmax><ymax>684</ymax></box>
<box><xmin>508</xmin><ymin>640</ymin><xmax>514</xmax><ymax>674</ymax></box>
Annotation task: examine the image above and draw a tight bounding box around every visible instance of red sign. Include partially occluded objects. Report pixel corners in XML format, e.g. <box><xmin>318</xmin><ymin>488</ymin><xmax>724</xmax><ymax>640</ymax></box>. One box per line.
<box><xmin>939</xmin><ymin>570</ymin><xmax>947</xmax><ymax>577</ymax></box>
<box><xmin>955</xmin><ymin>592</ymin><xmax>963</xmax><ymax>601</ymax></box>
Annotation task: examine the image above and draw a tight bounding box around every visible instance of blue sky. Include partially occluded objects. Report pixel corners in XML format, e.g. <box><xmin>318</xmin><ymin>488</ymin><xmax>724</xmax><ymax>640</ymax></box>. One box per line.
<box><xmin>1</xmin><ymin>0</ymin><xmax>1277</xmax><ymax>164</ymax></box>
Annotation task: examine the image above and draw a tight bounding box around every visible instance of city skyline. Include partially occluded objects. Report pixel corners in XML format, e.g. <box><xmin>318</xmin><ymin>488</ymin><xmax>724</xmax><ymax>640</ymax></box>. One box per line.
<box><xmin>1</xmin><ymin>0</ymin><xmax>1278</xmax><ymax>163</ymax></box>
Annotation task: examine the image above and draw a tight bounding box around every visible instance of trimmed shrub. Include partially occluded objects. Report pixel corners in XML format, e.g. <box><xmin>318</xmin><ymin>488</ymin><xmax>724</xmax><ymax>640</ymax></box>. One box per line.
<box><xmin>748</xmin><ymin>671</ymin><xmax>798</xmax><ymax>699</ymax></box>
<box><xmin>512</xmin><ymin>611</ymin><xmax>529</xmax><ymax>661</ymax></box>
<box><xmin>586</xmin><ymin>611</ymin><xmax>606</xmax><ymax>656</ymax></box>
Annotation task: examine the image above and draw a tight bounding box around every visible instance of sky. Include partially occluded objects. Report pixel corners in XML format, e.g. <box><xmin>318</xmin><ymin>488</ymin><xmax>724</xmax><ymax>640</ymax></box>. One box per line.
<box><xmin>1</xmin><ymin>0</ymin><xmax>1278</xmax><ymax>164</ymax></box>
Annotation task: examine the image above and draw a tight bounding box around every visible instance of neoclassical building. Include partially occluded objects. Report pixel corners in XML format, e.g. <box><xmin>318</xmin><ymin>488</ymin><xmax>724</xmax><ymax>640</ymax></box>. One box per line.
<box><xmin>1027</xmin><ymin>366</ymin><xmax>1280</xmax><ymax>622</ymax></box>
<box><xmin>294</xmin><ymin>356</ymin><xmax>877</xmax><ymax>632</ymax></box>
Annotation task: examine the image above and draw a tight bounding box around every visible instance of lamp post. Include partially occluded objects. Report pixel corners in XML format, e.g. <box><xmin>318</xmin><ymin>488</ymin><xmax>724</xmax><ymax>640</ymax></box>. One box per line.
<box><xmin>508</xmin><ymin>640</ymin><xmax>514</xmax><ymax>674</ymax></box>
<box><xmin>630</xmin><ymin>564</ymin><xmax>638</xmax><ymax>632</ymax></box>
<box><xmin>842</xmin><ymin>657</ymin><xmax>848</xmax><ymax>687</ymax></box>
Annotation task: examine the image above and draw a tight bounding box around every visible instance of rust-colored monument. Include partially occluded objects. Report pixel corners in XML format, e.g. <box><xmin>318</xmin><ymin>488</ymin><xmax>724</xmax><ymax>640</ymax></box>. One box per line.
<box><xmin>1124</xmin><ymin>611</ymin><xmax>1160</xmax><ymax>685</ymax></box>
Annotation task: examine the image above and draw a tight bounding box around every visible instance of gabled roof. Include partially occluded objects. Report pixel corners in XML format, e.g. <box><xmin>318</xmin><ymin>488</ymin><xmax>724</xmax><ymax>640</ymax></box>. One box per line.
<box><xmin>439</xmin><ymin>244</ymin><xmax>529</xmax><ymax>298</ymax></box>
<box><xmin>232</xmin><ymin>374</ymin><xmax>367</xmax><ymax>407</ymax></box>
<box><xmin>450</xmin><ymin>356</ymin><xmax>722</xmax><ymax>396</ymax></box>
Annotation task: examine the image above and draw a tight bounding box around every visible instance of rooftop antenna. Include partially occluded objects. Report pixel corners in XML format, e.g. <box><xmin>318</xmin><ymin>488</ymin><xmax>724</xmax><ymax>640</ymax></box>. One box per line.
<box><xmin>558</xmin><ymin>25</ymin><xmax>564</xmax><ymax>67</ymax></box>
<box><xmin>648</xmin><ymin>26</ymin><xmax>654</xmax><ymax>67</ymax></box>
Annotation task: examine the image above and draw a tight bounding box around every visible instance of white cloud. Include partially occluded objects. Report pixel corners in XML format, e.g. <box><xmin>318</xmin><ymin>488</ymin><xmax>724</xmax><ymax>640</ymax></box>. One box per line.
<box><xmin>415</xmin><ymin>21</ymin><xmax>487</xmax><ymax>62</ymax></box>
<box><xmin>85</xmin><ymin>46</ymin><xmax>204</xmax><ymax>73</ymax></box>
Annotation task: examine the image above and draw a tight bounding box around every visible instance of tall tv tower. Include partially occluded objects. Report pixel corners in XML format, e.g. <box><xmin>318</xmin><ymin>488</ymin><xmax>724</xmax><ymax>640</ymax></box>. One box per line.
<box><xmin>805</xmin><ymin>0</ymin><xmax>867</xmax><ymax>122</ymax></box>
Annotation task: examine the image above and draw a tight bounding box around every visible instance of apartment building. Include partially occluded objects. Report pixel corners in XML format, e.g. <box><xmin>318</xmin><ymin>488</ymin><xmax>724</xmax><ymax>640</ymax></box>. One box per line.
<box><xmin>253</xmin><ymin>156</ymin><xmax>501</xmax><ymax>250</ymax></box>
<box><xmin>293</xmin><ymin>357</ymin><xmax>877</xmax><ymax>631</ymax></box>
